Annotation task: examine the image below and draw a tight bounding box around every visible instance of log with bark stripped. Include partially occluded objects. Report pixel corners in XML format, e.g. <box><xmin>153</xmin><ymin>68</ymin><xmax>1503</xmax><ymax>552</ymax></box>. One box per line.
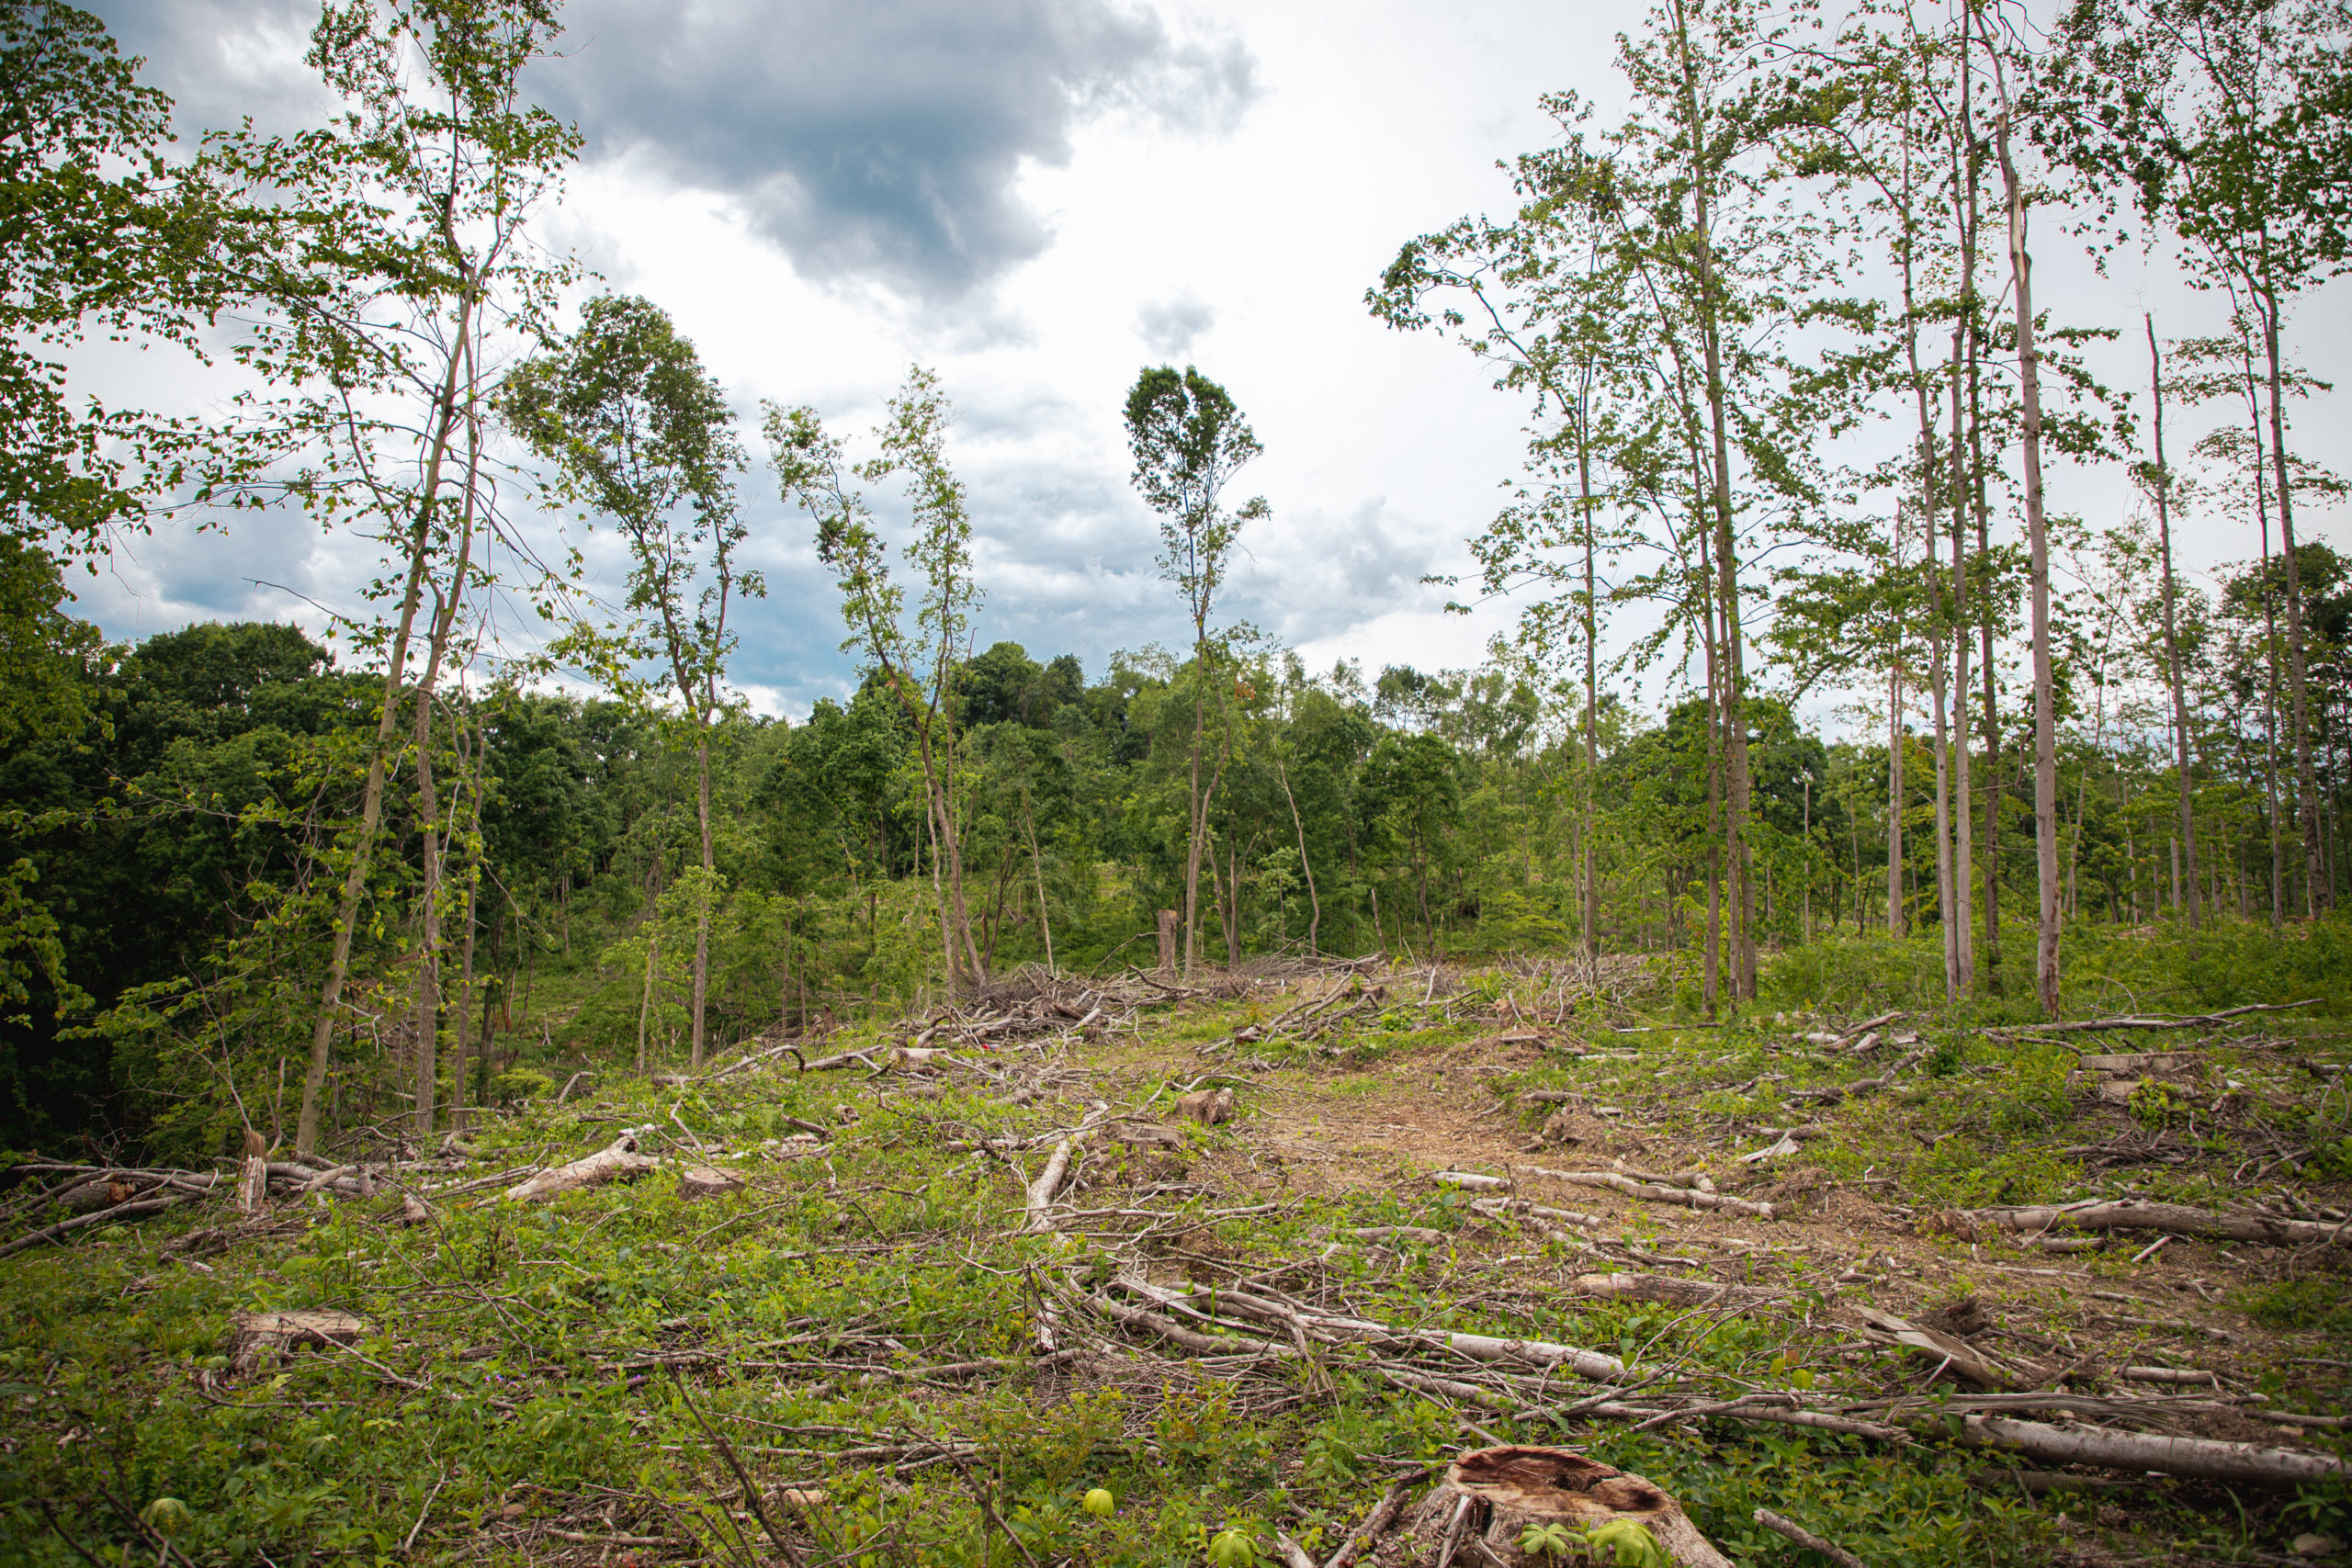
<box><xmin>504</xmin><ymin>1131</ymin><xmax>660</xmax><ymax>1201</ymax></box>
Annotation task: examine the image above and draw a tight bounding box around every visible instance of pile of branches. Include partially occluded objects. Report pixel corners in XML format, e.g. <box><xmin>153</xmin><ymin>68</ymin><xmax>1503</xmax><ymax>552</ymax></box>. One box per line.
<box><xmin>0</xmin><ymin>1148</ymin><xmax>477</xmax><ymax>1259</ymax></box>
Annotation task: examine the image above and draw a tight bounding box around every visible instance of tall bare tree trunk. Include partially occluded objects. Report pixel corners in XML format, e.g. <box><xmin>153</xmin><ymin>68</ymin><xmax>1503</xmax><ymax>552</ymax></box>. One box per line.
<box><xmin>691</xmin><ymin>731</ymin><xmax>713</xmax><ymax>1066</ymax></box>
<box><xmin>1023</xmin><ymin>792</ymin><xmax>1057</xmax><ymax>969</ymax></box>
<box><xmin>1276</xmin><ymin>757</ymin><xmax>1318</xmax><ymax>957</ymax></box>
<box><xmin>2258</xmin><ymin>258</ymin><xmax>2326</xmax><ymax>915</ymax></box>
<box><xmin>2146</xmin><ymin>317</ymin><xmax>2199</xmax><ymax>929</ymax></box>
<box><xmin>1887</xmin><ymin>664</ymin><xmax>1905</xmax><ymax>937</ymax></box>
<box><xmin>1183</xmin><ymin>682</ymin><xmax>1209</xmax><ymax>976</ymax></box>
<box><xmin>1985</xmin><ymin>39</ymin><xmax>2062</xmax><ymax>1017</ymax></box>
<box><xmin>1671</xmin><ymin>0</ymin><xmax>1752</xmax><ymax>1004</ymax></box>
<box><xmin>2249</xmin><ymin>374</ymin><xmax>2285</xmax><ymax>927</ymax></box>
<box><xmin>1972</xmin><ymin>343</ymin><xmax>2000</xmax><ymax>979</ymax></box>
<box><xmin>1580</xmin><ymin>392</ymin><xmax>1601</xmax><ymax>971</ymax></box>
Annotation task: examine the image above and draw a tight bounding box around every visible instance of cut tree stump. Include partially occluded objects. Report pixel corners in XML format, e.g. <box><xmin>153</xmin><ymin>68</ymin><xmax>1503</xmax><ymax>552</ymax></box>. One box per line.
<box><xmin>678</xmin><ymin>1165</ymin><xmax>747</xmax><ymax>1201</ymax></box>
<box><xmin>1173</xmin><ymin>1087</ymin><xmax>1236</xmax><ymax>1125</ymax></box>
<box><xmin>1379</xmin><ymin>1446</ymin><xmax>1732</xmax><ymax>1568</ymax></box>
<box><xmin>230</xmin><ymin>1309</ymin><xmax>368</xmax><ymax>1373</ymax></box>
<box><xmin>504</xmin><ymin>1132</ymin><xmax>660</xmax><ymax>1202</ymax></box>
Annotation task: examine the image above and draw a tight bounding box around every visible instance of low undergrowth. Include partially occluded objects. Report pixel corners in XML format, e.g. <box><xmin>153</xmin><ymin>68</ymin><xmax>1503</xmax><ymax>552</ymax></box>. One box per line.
<box><xmin>3</xmin><ymin>927</ymin><xmax>2350</xmax><ymax>1567</ymax></box>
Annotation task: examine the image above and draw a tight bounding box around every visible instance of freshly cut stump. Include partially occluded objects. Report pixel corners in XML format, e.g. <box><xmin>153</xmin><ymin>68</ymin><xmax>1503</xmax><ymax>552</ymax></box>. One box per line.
<box><xmin>1381</xmin><ymin>1446</ymin><xmax>1732</xmax><ymax>1568</ymax></box>
<box><xmin>678</xmin><ymin>1165</ymin><xmax>747</xmax><ymax>1201</ymax></box>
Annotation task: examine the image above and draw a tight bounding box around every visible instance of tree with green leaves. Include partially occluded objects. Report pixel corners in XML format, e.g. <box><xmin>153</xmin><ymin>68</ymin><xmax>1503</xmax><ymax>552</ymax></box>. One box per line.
<box><xmin>190</xmin><ymin>0</ymin><xmax>580</xmax><ymax>1148</ymax></box>
<box><xmin>771</xmin><ymin>367</ymin><xmax>988</xmax><ymax>998</ymax></box>
<box><xmin>1123</xmin><ymin>366</ymin><xmax>1267</xmax><ymax>976</ymax></box>
<box><xmin>507</xmin><ymin>292</ymin><xmax>754</xmax><ymax>1069</ymax></box>
<box><xmin>2051</xmin><ymin>0</ymin><xmax>2352</xmax><ymax>918</ymax></box>
<box><xmin>1</xmin><ymin>0</ymin><xmax>224</xmax><ymax>548</ymax></box>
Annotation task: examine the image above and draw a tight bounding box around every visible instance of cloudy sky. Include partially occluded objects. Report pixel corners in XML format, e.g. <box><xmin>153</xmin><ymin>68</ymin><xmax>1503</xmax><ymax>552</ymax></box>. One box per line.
<box><xmin>75</xmin><ymin>0</ymin><xmax>2352</xmax><ymax>722</ymax></box>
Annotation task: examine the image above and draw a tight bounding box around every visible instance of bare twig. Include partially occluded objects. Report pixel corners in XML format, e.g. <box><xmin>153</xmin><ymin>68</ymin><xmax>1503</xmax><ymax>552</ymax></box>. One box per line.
<box><xmin>1753</xmin><ymin>1508</ymin><xmax>1869</xmax><ymax>1568</ymax></box>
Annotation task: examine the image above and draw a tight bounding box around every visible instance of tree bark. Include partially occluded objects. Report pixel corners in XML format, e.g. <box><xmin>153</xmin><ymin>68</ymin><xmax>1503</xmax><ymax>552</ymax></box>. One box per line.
<box><xmin>2258</xmin><ymin>260</ymin><xmax>2326</xmax><ymax>913</ymax></box>
<box><xmin>1984</xmin><ymin>23</ymin><xmax>2062</xmax><ymax>1016</ymax></box>
<box><xmin>293</xmin><ymin>293</ymin><xmax>479</xmax><ymax>1155</ymax></box>
<box><xmin>1386</xmin><ymin>1447</ymin><xmax>1732</xmax><ymax>1568</ymax></box>
<box><xmin>2147</xmin><ymin>317</ymin><xmax>2199</xmax><ymax>929</ymax></box>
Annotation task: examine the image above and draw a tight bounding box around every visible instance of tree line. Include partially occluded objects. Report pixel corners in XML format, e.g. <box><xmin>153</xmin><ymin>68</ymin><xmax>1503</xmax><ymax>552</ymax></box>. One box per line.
<box><xmin>0</xmin><ymin>0</ymin><xmax>2346</xmax><ymax>1160</ymax></box>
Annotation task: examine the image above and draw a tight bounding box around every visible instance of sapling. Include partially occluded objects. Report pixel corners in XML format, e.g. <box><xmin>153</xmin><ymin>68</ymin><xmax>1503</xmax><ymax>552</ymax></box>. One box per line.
<box><xmin>1208</xmin><ymin>1526</ymin><xmax>1262</xmax><ymax>1568</ymax></box>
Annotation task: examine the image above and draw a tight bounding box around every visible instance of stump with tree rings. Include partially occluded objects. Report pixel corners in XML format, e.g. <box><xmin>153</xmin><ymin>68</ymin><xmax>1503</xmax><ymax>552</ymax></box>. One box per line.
<box><xmin>1379</xmin><ymin>1447</ymin><xmax>1732</xmax><ymax>1568</ymax></box>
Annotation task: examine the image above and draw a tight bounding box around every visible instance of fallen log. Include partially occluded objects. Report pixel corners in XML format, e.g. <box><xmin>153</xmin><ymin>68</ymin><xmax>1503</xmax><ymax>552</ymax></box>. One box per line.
<box><xmin>504</xmin><ymin>1132</ymin><xmax>660</xmax><ymax>1202</ymax></box>
<box><xmin>1024</xmin><ymin>1134</ymin><xmax>1081</xmax><ymax>1232</ymax></box>
<box><xmin>1511</xmin><ymin>1167</ymin><xmax>1774</xmax><ymax>1219</ymax></box>
<box><xmin>1956</xmin><ymin>1415</ymin><xmax>2346</xmax><ymax>1487</ymax></box>
<box><xmin>1956</xmin><ymin>1198</ymin><xmax>2350</xmax><ymax>1247</ymax></box>
<box><xmin>0</xmin><ymin>1192</ymin><xmax>187</xmax><ymax>1258</ymax></box>
<box><xmin>1854</xmin><ymin>1306</ymin><xmax>2019</xmax><ymax>1390</ymax></box>
<box><xmin>1985</xmin><ymin>999</ymin><xmax>2319</xmax><ymax>1038</ymax></box>
<box><xmin>1389</xmin><ymin>1445</ymin><xmax>1733</xmax><ymax>1568</ymax></box>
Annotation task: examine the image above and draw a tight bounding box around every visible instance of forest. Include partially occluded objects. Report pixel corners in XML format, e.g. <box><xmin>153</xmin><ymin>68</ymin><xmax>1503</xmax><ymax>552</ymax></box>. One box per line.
<box><xmin>0</xmin><ymin>0</ymin><xmax>2345</xmax><ymax>1161</ymax></box>
<box><xmin>6</xmin><ymin>0</ymin><xmax>2352</xmax><ymax>1563</ymax></box>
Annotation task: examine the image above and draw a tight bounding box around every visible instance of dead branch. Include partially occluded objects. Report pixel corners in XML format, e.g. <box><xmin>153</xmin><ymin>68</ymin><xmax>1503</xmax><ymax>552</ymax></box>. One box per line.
<box><xmin>1954</xmin><ymin>1198</ymin><xmax>2351</xmax><ymax>1248</ymax></box>
<box><xmin>1955</xmin><ymin>1415</ymin><xmax>2346</xmax><ymax>1486</ymax></box>
<box><xmin>1752</xmin><ymin>1509</ymin><xmax>1868</xmax><ymax>1568</ymax></box>
<box><xmin>1985</xmin><ymin>999</ymin><xmax>2320</xmax><ymax>1037</ymax></box>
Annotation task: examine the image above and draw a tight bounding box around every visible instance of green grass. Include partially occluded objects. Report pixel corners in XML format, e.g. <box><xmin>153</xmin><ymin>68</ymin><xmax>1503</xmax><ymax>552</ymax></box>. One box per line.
<box><xmin>8</xmin><ymin>921</ymin><xmax>2352</xmax><ymax>1566</ymax></box>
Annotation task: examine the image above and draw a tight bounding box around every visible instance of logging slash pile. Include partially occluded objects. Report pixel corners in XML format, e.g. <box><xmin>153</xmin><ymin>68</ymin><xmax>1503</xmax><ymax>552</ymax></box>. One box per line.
<box><xmin>3</xmin><ymin>955</ymin><xmax>2349</xmax><ymax>1568</ymax></box>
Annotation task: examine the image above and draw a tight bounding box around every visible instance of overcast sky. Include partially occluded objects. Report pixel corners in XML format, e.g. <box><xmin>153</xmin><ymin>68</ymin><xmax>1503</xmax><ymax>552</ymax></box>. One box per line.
<box><xmin>75</xmin><ymin>0</ymin><xmax>2352</xmax><ymax>726</ymax></box>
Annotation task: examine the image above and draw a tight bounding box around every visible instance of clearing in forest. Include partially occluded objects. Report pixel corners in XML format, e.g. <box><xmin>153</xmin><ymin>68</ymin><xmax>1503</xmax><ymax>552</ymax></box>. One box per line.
<box><xmin>5</xmin><ymin>956</ymin><xmax>2349</xmax><ymax>1567</ymax></box>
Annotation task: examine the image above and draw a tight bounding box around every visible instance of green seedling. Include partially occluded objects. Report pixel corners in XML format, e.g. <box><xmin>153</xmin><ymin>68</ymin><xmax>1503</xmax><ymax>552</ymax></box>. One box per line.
<box><xmin>1209</xmin><ymin>1527</ymin><xmax>1262</xmax><ymax>1568</ymax></box>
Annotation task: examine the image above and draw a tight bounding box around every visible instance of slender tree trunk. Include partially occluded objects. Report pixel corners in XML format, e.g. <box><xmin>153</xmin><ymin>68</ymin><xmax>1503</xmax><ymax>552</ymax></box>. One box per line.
<box><xmin>1671</xmin><ymin>0</ymin><xmax>1751</xmax><ymax>1003</ymax></box>
<box><xmin>1023</xmin><ymin>793</ymin><xmax>1056</xmax><ymax>970</ymax></box>
<box><xmin>1900</xmin><ymin>207</ymin><xmax>1957</xmax><ymax>997</ymax></box>
<box><xmin>1701</xmin><ymin>514</ymin><xmax>1724</xmax><ymax>1019</ymax></box>
<box><xmin>637</xmin><ymin>930</ymin><xmax>658</xmax><ymax>1074</ymax></box>
<box><xmin>1276</xmin><ymin>755</ymin><xmax>1320</xmax><ymax>957</ymax></box>
<box><xmin>2253</xmin><ymin>396</ymin><xmax>2285</xmax><ymax>927</ymax></box>
<box><xmin>1973</xmin><ymin>319</ymin><xmax>2002</xmax><ymax>982</ymax></box>
<box><xmin>404</xmin><ymin>424</ymin><xmax>481</xmax><ymax>1140</ymax></box>
<box><xmin>919</xmin><ymin>730</ymin><xmax>986</xmax><ymax>992</ymax></box>
<box><xmin>2145</xmin><ymin>317</ymin><xmax>2199</xmax><ymax>929</ymax></box>
<box><xmin>293</xmin><ymin>295</ymin><xmax>478</xmax><ymax>1156</ymax></box>
<box><xmin>1984</xmin><ymin>30</ymin><xmax>2062</xmax><ymax>1016</ymax></box>
<box><xmin>2257</xmin><ymin>262</ymin><xmax>2325</xmax><ymax>914</ymax></box>
<box><xmin>1182</xmin><ymin>652</ymin><xmax>1210</xmax><ymax>976</ymax></box>
<box><xmin>690</xmin><ymin>728</ymin><xmax>715</xmax><ymax>1066</ymax></box>
<box><xmin>450</xmin><ymin>721</ymin><xmax>484</xmax><ymax>1131</ymax></box>
<box><xmin>1887</xmin><ymin>664</ymin><xmax>1905</xmax><ymax>937</ymax></box>
<box><xmin>1579</xmin><ymin>384</ymin><xmax>1602</xmax><ymax>972</ymax></box>
<box><xmin>1946</xmin><ymin>140</ymin><xmax>1978</xmax><ymax>993</ymax></box>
